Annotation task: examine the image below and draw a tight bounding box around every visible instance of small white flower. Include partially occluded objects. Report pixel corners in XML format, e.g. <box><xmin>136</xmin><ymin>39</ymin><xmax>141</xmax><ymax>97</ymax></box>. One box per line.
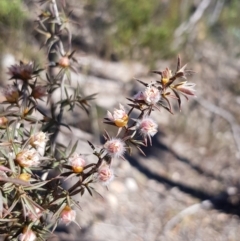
<box><xmin>16</xmin><ymin>149</ymin><xmax>40</xmax><ymax>168</ymax></box>
<box><xmin>61</xmin><ymin>206</ymin><xmax>76</xmax><ymax>225</ymax></box>
<box><xmin>68</xmin><ymin>152</ymin><xmax>86</xmax><ymax>173</ymax></box>
<box><xmin>107</xmin><ymin>104</ymin><xmax>129</xmax><ymax>127</ymax></box>
<box><xmin>30</xmin><ymin>132</ymin><xmax>48</xmax><ymax>149</ymax></box>
<box><xmin>104</xmin><ymin>138</ymin><xmax>126</xmax><ymax>158</ymax></box>
<box><xmin>137</xmin><ymin>117</ymin><xmax>158</xmax><ymax>137</ymax></box>
<box><xmin>97</xmin><ymin>162</ymin><xmax>114</xmax><ymax>186</ymax></box>
<box><xmin>142</xmin><ymin>86</ymin><xmax>161</xmax><ymax>105</ymax></box>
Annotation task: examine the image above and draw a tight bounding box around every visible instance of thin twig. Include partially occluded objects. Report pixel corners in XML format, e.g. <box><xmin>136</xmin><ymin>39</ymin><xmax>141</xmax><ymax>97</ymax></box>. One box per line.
<box><xmin>162</xmin><ymin>203</ymin><xmax>202</xmax><ymax>237</ymax></box>
<box><xmin>51</xmin><ymin>0</ymin><xmax>61</xmax><ymax>25</ymax></box>
<box><xmin>196</xmin><ymin>97</ymin><xmax>240</xmax><ymax>158</ymax></box>
<box><xmin>174</xmin><ymin>0</ymin><xmax>212</xmax><ymax>37</ymax></box>
<box><xmin>49</xmin><ymin>0</ymin><xmax>66</xmax><ymax>152</ymax></box>
<box><xmin>51</xmin><ymin>0</ymin><xmax>65</xmax><ymax>55</ymax></box>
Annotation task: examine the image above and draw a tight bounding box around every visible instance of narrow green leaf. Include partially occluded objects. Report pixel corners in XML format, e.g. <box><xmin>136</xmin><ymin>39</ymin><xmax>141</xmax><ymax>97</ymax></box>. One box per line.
<box><xmin>85</xmin><ymin>185</ymin><xmax>93</xmax><ymax>196</ymax></box>
<box><xmin>70</xmin><ymin>140</ymin><xmax>78</xmax><ymax>156</ymax></box>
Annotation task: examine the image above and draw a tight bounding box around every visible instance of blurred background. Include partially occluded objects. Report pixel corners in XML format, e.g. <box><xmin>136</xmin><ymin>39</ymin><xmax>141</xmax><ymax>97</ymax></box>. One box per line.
<box><xmin>1</xmin><ymin>0</ymin><xmax>240</xmax><ymax>240</ymax></box>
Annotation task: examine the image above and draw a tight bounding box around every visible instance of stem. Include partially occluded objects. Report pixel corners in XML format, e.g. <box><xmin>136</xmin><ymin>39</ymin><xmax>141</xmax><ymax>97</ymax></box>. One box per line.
<box><xmin>51</xmin><ymin>0</ymin><xmax>61</xmax><ymax>25</ymax></box>
<box><xmin>48</xmin><ymin>0</ymin><xmax>66</xmax><ymax>152</ymax></box>
<box><xmin>51</xmin><ymin>0</ymin><xmax>65</xmax><ymax>56</ymax></box>
<box><xmin>50</xmin><ymin>102</ymin><xmax>64</xmax><ymax>153</ymax></box>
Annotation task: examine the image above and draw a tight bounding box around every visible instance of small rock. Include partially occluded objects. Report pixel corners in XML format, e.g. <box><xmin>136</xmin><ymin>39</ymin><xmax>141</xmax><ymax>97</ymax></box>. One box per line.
<box><xmin>125</xmin><ymin>177</ymin><xmax>138</xmax><ymax>192</ymax></box>
<box><xmin>106</xmin><ymin>193</ymin><xmax>118</xmax><ymax>209</ymax></box>
<box><xmin>110</xmin><ymin>180</ymin><xmax>126</xmax><ymax>193</ymax></box>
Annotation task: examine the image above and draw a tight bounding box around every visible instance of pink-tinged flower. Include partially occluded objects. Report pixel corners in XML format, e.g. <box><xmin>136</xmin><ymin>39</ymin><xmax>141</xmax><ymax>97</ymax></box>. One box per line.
<box><xmin>97</xmin><ymin>162</ymin><xmax>114</xmax><ymax>186</ymax></box>
<box><xmin>68</xmin><ymin>152</ymin><xmax>86</xmax><ymax>173</ymax></box>
<box><xmin>104</xmin><ymin>138</ymin><xmax>126</xmax><ymax>158</ymax></box>
<box><xmin>58</xmin><ymin>56</ymin><xmax>70</xmax><ymax>68</ymax></box>
<box><xmin>107</xmin><ymin>104</ymin><xmax>129</xmax><ymax>127</ymax></box>
<box><xmin>31</xmin><ymin>86</ymin><xmax>47</xmax><ymax>99</ymax></box>
<box><xmin>173</xmin><ymin>81</ymin><xmax>196</xmax><ymax>96</ymax></box>
<box><xmin>16</xmin><ymin>149</ymin><xmax>40</xmax><ymax>168</ymax></box>
<box><xmin>8</xmin><ymin>62</ymin><xmax>34</xmax><ymax>81</ymax></box>
<box><xmin>134</xmin><ymin>86</ymin><xmax>161</xmax><ymax>105</ymax></box>
<box><xmin>3</xmin><ymin>85</ymin><xmax>19</xmax><ymax>103</ymax></box>
<box><xmin>143</xmin><ymin>86</ymin><xmax>161</xmax><ymax>105</ymax></box>
<box><xmin>61</xmin><ymin>206</ymin><xmax>76</xmax><ymax>225</ymax></box>
<box><xmin>0</xmin><ymin>117</ymin><xmax>8</xmax><ymax>127</ymax></box>
<box><xmin>137</xmin><ymin>117</ymin><xmax>158</xmax><ymax>137</ymax></box>
<box><xmin>162</xmin><ymin>67</ymin><xmax>172</xmax><ymax>85</ymax></box>
<box><xmin>30</xmin><ymin>132</ymin><xmax>48</xmax><ymax>149</ymax></box>
<box><xmin>18</xmin><ymin>227</ymin><xmax>36</xmax><ymax>241</ymax></box>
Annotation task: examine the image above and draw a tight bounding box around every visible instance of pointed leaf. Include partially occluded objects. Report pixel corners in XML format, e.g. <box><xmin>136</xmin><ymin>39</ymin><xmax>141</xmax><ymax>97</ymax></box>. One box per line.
<box><xmin>172</xmin><ymin>89</ymin><xmax>181</xmax><ymax>110</ymax></box>
<box><xmin>70</xmin><ymin>140</ymin><xmax>78</xmax><ymax>156</ymax></box>
<box><xmin>85</xmin><ymin>185</ymin><xmax>93</xmax><ymax>196</ymax></box>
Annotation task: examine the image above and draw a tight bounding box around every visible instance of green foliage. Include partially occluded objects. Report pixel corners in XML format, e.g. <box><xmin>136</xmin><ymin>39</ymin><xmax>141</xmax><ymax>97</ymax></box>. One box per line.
<box><xmin>0</xmin><ymin>0</ymin><xmax>26</xmax><ymax>61</ymax></box>
<box><xmin>104</xmin><ymin>0</ymin><xmax>181</xmax><ymax>61</ymax></box>
<box><xmin>86</xmin><ymin>0</ymin><xmax>240</xmax><ymax>62</ymax></box>
<box><xmin>220</xmin><ymin>0</ymin><xmax>240</xmax><ymax>26</ymax></box>
<box><xmin>0</xmin><ymin>0</ymin><xmax>25</xmax><ymax>29</ymax></box>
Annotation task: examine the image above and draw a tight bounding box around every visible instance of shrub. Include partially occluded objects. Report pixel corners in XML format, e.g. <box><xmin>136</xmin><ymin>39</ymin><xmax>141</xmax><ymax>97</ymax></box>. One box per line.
<box><xmin>0</xmin><ymin>1</ymin><xmax>196</xmax><ymax>240</ymax></box>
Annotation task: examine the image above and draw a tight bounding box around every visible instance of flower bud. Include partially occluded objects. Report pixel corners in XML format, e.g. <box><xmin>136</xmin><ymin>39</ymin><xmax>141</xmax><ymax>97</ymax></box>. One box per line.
<box><xmin>3</xmin><ymin>85</ymin><xmax>19</xmax><ymax>103</ymax></box>
<box><xmin>137</xmin><ymin>117</ymin><xmax>158</xmax><ymax>137</ymax></box>
<box><xmin>19</xmin><ymin>173</ymin><xmax>31</xmax><ymax>181</ymax></box>
<box><xmin>68</xmin><ymin>152</ymin><xmax>86</xmax><ymax>173</ymax></box>
<box><xmin>107</xmin><ymin>104</ymin><xmax>129</xmax><ymax>127</ymax></box>
<box><xmin>104</xmin><ymin>138</ymin><xmax>126</xmax><ymax>158</ymax></box>
<box><xmin>161</xmin><ymin>67</ymin><xmax>172</xmax><ymax>85</ymax></box>
<box><xmin>173</xmin><ymin>81</ymin><xmax>196</xmax><ymax>96</ymax></box>
<box><xmin>23</xmin><ymin>108</ymin><xmax>30</xmax><ymax>117</ymax></box>
<box><xmin>97</xmin><ymin>163</ymin><xmax>114</xmax><ymax>186</ymax></box>
<box><xmin>31</xmin><ymin>86</ymin><xmax>47</xmax><ymax>99</ymax></box>
<box><xmin>58</xmin><ymin>56</ymin><xmax>70</xmax><ymax>68</ymax></box>
<box><xmin>0</xmin><ymin>117</ymin><xmax>8</xmax><ymax>127</ymax></box>
<box><xmin>61</xmin><ymin>206</ymin><xmax>76</xmax><ymax>225</ymax></box>
<box><xmin>8</xmin><ymin>62</ymin><xmax>34</xmax><ymax>81</ymax></box>
<box><xmin>143</xmin><ymin>86</ymin><xmax>161</xmax><ymax>105</ymax></box>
